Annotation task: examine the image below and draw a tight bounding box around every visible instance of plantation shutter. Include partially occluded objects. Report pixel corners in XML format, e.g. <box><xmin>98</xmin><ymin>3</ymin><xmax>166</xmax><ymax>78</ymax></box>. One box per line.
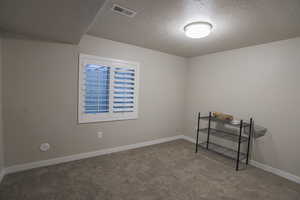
<box><xmin>84</xmin><ymin>65</ymin><xmax>110</xmax><ymax>114</ymax></box>
<box><xmin>78</xmin><ymin>54</ymin><xmax>139</xmax><ymax>123</ymax></box>
<box><xmin>112</xmin><ymin>67</ymin><xmax>136</xmax><ymax>113</ymax></box>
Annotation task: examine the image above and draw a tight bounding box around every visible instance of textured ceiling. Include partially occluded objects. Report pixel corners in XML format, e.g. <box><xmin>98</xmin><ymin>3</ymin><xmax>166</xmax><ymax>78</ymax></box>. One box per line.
<box><xmin>88</xmin><ymin>0</ymin><xmax>300</xmax><ymax>57</ymax></box>
<box><xmin>0</xmin><ymin>0</ymin><xmax>106</xmax><ymax>44</ymax></box>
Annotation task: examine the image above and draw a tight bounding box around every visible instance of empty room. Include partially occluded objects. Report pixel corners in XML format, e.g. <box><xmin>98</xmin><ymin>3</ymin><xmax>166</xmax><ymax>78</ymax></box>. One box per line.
<box><xmin>0</xmin><ymin>0</ymin><xmax>300</xmax><ymax>199</ymax></box>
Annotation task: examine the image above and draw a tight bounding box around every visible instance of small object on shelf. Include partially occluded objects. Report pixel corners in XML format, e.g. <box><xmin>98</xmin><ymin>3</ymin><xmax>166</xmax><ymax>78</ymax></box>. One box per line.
<box><xmin>231</xmin><ymin>119</ymin><xmax>240</xmax><ymax>125</ymax></box>
<box><xmin>200</xmin><ymin>116</ymin><xmax>249</xmax><ymax>127</ymax></box>
<box><xmin>213</xmin><ymin>112</ymin><xmax>234</xmax><ymax>121</ymax></box>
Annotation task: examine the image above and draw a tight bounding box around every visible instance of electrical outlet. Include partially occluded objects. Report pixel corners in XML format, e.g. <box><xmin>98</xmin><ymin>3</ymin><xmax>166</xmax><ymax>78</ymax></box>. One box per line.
<box><xmin>97</xmin><ymin>132</ymin><xmax>103</xmax><ymax>139</ymax></box>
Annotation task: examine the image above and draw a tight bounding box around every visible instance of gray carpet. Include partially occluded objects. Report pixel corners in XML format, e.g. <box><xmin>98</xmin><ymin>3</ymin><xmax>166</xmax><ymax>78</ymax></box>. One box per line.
<box><xmin>0</xmin><ymin>139</ymin><xmax>299</xmax><ymax>200</ymax></box>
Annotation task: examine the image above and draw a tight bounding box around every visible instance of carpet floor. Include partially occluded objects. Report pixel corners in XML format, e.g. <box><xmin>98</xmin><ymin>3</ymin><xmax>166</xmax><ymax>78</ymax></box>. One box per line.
<box><xmin>0</xmin><ymin>139</ymin><xmax>299</xmax><ymax>200</ymax></box>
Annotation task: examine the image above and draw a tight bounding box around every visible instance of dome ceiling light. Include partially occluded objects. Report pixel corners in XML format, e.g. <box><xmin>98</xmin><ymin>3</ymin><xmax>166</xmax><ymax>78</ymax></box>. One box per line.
<box><xmin>184</xmin><ymin>22</ymin><xmax>213</xmax><ymax>39</ymax></box>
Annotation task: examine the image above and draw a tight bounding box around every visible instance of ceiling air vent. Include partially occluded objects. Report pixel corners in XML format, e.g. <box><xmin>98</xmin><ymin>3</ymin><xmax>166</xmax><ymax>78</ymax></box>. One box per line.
<box><xmin>111</xmin><ymin>4</ymin><xmax>136</xmax><ymax>18</ymax></box>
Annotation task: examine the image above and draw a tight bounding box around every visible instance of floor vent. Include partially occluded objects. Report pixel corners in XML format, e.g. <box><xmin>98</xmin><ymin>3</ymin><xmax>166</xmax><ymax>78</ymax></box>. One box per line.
<box><xmin>111</xmin><ymin>4</ymin><xmax>136</xmax><ymax>18</ymax></box>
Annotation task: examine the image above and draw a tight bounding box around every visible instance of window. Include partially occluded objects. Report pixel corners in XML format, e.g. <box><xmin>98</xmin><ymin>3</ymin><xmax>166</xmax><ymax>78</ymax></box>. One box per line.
<box><xmin>78</xmin><ymin>54</ymin><xmax>139</xmax><ymax>123</ymax></box>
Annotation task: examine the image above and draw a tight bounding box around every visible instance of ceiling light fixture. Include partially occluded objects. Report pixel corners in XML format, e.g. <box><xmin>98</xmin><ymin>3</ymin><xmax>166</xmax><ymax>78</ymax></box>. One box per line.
<box><xmin>184</xmin><ymin>22</ymin><xmax>213</xmax><ymax>39</ymax></box>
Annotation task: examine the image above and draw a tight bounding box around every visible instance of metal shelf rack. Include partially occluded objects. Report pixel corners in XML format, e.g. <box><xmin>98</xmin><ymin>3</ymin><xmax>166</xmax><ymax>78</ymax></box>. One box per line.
<box><xmin>195</xmin><ymin>112</ymin><xmax>253</xmax><ymax>171</ymax></box>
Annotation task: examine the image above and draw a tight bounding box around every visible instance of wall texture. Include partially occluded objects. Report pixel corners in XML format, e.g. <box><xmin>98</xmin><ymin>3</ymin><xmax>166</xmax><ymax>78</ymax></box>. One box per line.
<box><xmin>184</xmin><ymin>37</ymin><xmax>300</xmax><ymax>177</ymax></box>
<box><xmin>2</xmin><ymin>35</ymin><xmax>186</xmax><ymax>166</ymax></box>
<box><xmin>0</xmin><ymin>37</ymin><xmax>4</xmax><ymax>172</ymax></box>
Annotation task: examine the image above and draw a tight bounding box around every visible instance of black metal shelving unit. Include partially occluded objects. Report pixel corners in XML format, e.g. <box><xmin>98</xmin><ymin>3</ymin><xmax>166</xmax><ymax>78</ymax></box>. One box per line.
<box><xmin>195</xmin><ymin>112</ymin><xmax>253</xmax><ymax>171</ymax></box>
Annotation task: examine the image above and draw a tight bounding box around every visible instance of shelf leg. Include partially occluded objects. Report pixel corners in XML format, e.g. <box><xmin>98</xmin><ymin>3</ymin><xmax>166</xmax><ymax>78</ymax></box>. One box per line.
<box><xmin>246</xmin><ymin>118</ymin><xmax>253</xmax><ymax>165</ymax></box>
<box><xmin>206</xmin><ymin>112</ymin><xmax>212</xmax><ymax>149</ymax></box>
<box><xmin>195</xmin><ymin>112</ymin><xmax>200</xmax><ymax>153</ymax></box>
<box><xmin>236</xmin><ymin>120</ymin><xmax>243</xmax><ymax>171</ymax></box>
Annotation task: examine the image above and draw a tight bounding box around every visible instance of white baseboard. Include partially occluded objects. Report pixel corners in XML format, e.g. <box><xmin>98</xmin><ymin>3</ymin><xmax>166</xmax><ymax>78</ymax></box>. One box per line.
<box><xmin>2</xmin><ymin>135</ymin><xmax>300</xmax><ymax>186</ymax></box>
<box><xmin>181</xmin><ymin>135</ymin><xmax>196</xmax><ymax>143</ymax></box>
<box><xmin>181</xmin><ymin>135</ymin><xmax>300</xmax><ymax>184</ymax></box>
<box><xmin>250</xmin><ymin>160</ymin><xmax>300</xmax><ymax>184</ymax></box>
<box><xmin>4</xmin><ymin>135</ymin><xmax>184</xmax><ymax>175</ymax></box>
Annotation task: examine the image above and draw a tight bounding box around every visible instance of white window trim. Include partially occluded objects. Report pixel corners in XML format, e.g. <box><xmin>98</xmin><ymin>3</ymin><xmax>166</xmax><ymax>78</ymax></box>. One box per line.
<box><xmin>78</xmin><ymin>54</ymin><xmax>139</xmax><ymax>123</ymax></box>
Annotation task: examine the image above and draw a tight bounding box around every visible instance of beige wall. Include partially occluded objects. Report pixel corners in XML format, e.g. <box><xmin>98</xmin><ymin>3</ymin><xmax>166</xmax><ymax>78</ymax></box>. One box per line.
<box><xmin>184</xmin><ymin>37</ymin><xmax>300</xmax><ymax>177</ymax></box>
<box><xmin>2</xmin><ymin>35</ymin><xmax>187</xmax><ymax>166</ymax></box>
<box><xmin>0</xmin><ymin>37</ymin><xmax>4</xmax><ymax>172</ymax></box>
